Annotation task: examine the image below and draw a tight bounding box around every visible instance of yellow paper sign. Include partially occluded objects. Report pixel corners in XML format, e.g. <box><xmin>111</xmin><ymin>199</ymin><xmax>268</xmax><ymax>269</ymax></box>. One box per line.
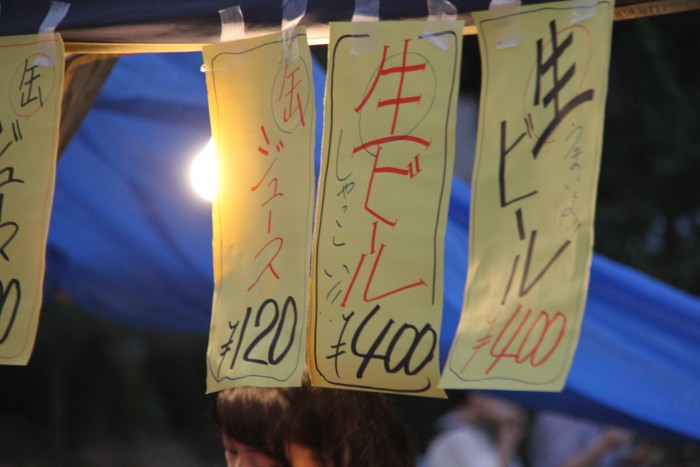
<box><xmin>204</xmin><ymin>29</ymin><xmax>315</xmax><ymax>391</ymax></box>
<box><xmin>441</xmin><ymin>1</ymin><xmax>613</xmax><ymax>391</ymax></box>
<box><xmin>310</xmin><ymin>21</ymin><xmax>462</xmax><ymax>396</ymax></box>
<box><xmin>0</xmin><ymin>34</ymin><xmax>63</xmax><ymax>366</ymax></box>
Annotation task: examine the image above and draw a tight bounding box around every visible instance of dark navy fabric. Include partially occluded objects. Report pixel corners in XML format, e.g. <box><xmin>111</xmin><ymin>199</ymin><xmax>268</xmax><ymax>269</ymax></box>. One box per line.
<box><xmin>0</xmin><ymin>1</ymin><xmax>493</xmax><ymax>38</ymax></box>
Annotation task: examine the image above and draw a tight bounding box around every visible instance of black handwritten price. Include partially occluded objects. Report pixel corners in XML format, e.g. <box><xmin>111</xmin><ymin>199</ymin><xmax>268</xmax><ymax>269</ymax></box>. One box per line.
<box><xmin>0</xmin><ymin>279</ymin><xmax>20</xmax><ymax>345</ymax></box>
<box><xmin>330</xmin><ymin>305</ymin><xmax>436</xmax><ymax>385</ymax></box>
<box><xmin>216</xmin><ymin>296</ymin><xmax>297</xmax><ymax>378</ymax></box>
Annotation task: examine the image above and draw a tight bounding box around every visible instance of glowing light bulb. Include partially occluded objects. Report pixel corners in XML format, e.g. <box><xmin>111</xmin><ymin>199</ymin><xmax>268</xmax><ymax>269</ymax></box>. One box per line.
<box><xmin>190</xmin><ymin>138</ymin><xmax>218</xmax><ymax>202</ymax></box>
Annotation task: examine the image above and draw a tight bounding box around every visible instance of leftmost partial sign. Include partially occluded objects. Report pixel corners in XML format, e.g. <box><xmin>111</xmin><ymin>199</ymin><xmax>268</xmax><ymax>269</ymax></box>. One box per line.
<box><xmin>0</xmin><ymin>34</ymin><xmax>64</xmax><ymax>365</ymax></box>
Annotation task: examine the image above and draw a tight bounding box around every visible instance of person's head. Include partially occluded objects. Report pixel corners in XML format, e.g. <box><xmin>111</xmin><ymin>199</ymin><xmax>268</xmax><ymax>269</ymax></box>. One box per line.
<box><xmin>283</xmin><ymin>384</ymin><xmax>416</xmax><ymax>467</ymax></box>
<box><xmin>469</xmin><ymin>393</ymin><xmax>524</xmax><ymax>423</ymax></box>
<box><xmin>213</xmin><ymin>385</ymin><xmax>292</xmax><ymax>467</ymax></box>
<box><xmin>212</xmin><ymin>381</ymin><xmax>417</xmax><ymax>467</ymax></box>
<box><xmin>451</xmin><ymin>391</ymin><xmax>526</xmax><ymax>430</ymax></box>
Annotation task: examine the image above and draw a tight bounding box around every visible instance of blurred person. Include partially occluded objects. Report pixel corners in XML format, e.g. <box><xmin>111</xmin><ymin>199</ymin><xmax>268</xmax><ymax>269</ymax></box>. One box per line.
<box><xmin>529</xmin><ymin>410</ymin><xmax>651</xmax><ymax>467</ymax></box>
<box><xmin>212</xmin><ymin>375</ymin><xmax>417</xmax><ymax>467</ymax></box>
<box><xmin>422</xmin><ymin>392</ymin><xmax>527</xmax><ymax>467</ymax></box>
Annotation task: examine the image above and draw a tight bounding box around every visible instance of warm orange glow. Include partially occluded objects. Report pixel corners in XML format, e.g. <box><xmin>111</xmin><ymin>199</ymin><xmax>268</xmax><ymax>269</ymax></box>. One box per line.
<box><xmin>190</xmin><ymin>137</ymin><xmax>218</xmax><ymax>202</ymax></box>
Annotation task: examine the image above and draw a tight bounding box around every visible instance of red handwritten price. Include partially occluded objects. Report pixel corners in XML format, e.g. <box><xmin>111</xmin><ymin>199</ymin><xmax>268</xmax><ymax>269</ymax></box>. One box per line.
<box><xmin>462</xmin><ymin>304</ymin><xmax>567</xmax><ymax>376</ymax></box>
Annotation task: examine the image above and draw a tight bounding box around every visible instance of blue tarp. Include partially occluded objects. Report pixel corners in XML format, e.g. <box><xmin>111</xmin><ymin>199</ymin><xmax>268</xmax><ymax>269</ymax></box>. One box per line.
<box><xmin>47</xmin><ymin>52</ymin><xmax>700</xmax><ymax>441</ymax></box>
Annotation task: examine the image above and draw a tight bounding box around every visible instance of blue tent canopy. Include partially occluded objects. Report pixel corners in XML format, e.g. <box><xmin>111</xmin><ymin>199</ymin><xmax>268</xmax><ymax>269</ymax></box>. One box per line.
<box><xmin>46</xmin><ymin>51</ymin><xmax>700</xmax><ymax>441</ymax></box>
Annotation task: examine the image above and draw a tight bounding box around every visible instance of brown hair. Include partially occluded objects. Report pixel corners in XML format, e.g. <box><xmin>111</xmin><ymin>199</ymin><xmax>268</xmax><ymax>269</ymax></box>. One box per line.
<box><xmin>212</xmin><ymin>381</ymin><xmax>417</xmax><ymax>467</ymax></box>
<box><xmin>213</xmin><ymin>385</ymin><xmax>292</xmax><ymax>465</ymax></box>
<box><xmin>286</xmin><ymin>385</ymin><xmax>417</xmax><ymax>467</ymax></box>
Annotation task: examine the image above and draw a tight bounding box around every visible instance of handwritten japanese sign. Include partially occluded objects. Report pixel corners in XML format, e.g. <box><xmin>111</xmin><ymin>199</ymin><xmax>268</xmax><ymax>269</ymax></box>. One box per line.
<box><xmin>203</xmin><ymin>29</ymin><xmax>315</xmax><ymax>391</ymax></box>
<box><xmin>310</xmin><ymin>21</ymin><xmax>462</xmax><ymax>396</ymax></box>
<box><xmin>441</xmin><ymin>0</ymin><xmax>613</xmax><ymax>391</ymax></box>
<box><xmin>0</xmin><ymin>34</ymin><xmax>63</xmax><ymax>366</ymax></box>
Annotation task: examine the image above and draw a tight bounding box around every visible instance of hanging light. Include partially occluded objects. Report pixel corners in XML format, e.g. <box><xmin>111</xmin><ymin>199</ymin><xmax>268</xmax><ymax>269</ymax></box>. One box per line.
<box><xmin>190</xmin><ymin>137</ymin><xmax>218</xmax><ymax>202</ymax></box>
